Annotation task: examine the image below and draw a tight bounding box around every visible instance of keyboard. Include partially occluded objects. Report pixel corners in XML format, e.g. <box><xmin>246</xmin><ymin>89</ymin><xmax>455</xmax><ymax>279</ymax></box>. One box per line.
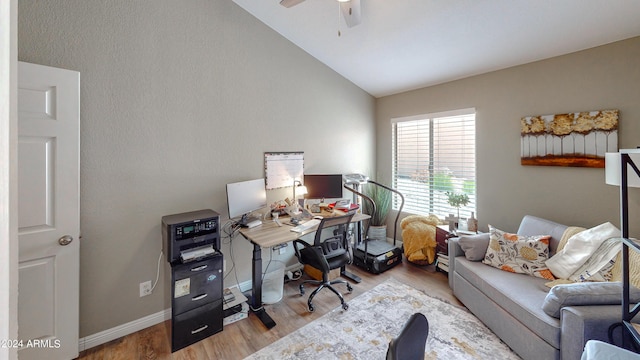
<box><xmin>290</xmin><ymin>219</ymin><xmax>321</xmax><ymax>233</ymax></box>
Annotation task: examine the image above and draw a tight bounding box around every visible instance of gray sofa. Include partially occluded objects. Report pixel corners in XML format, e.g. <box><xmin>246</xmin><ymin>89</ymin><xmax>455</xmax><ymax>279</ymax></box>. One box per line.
<box><xmin>448</xmin><ymin>215</ymin><xmax>624</xmax><ymax>360</ymax></box>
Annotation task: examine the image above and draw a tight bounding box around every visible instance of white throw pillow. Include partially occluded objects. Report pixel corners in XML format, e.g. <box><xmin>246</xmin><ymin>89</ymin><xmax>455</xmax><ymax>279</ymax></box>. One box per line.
<box><xmin>545</xmin><ymin>222</ymin><xmax>620</xmax><ymax>279</ymax></box>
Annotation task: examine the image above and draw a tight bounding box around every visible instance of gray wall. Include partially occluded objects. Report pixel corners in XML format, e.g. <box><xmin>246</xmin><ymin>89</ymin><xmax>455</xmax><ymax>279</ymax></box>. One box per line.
<box><xmin>377</xmin><ymin>37</ymin><xmax>640</xmax><ymax>236</ymax></box>
<box><xmin>18</xmin><ymin>1</ymin><xmax>375</xmax><ymax>336</ymax></box>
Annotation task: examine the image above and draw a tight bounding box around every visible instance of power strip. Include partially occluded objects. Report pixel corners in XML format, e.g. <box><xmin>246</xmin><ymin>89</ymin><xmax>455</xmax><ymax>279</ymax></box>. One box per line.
<box><xmin>285</xmin><ymin>268</ymin><xmax>303</xmax><ymax>281</ymax></box>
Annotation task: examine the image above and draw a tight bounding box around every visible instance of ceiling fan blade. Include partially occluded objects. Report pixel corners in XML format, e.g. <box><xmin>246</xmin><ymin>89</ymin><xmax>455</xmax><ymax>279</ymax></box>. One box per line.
<box><xmin>280</xmin><ymin>0</ymin><xmax>305</xmax><ymax>8</ymax></box>
<box><xmin>340</xmin><ymin>0</ymin><xmax>361</xmax><ymax>28</ymax></box>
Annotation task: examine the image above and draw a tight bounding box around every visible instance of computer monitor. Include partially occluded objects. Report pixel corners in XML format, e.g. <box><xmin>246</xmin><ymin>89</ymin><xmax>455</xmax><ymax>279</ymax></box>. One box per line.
<box><xmin>304</xmin><ymin>174</ymin><xmax>344</xmax><ymax>200</ymax></box>
<box><xmin>226</xmin><ymin>178</ymin><xmax>267</xmax><ymax>226</ymax></box>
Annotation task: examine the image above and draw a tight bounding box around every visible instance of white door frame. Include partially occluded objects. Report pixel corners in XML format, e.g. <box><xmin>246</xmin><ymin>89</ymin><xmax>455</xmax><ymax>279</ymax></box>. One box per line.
<box><xmin>1</xmin><ymin>1</ymin><xmax>19</xmax><ymax>360</ymax></box>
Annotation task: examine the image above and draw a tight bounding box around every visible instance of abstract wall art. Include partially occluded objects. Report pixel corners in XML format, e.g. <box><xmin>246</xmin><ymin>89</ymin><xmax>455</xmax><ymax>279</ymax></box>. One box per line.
<box><xmin>520</xmin><ymin>109</ymin><xmax>618</xmax><ymax>167</ymax></box>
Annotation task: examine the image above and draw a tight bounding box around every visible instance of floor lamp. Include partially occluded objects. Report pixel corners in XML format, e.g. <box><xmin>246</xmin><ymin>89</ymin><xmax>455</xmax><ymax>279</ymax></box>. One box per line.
<box><xmin>605</xmin><ymin>149</ymin><xmax>640</xmax><ymax>349</ymax></box>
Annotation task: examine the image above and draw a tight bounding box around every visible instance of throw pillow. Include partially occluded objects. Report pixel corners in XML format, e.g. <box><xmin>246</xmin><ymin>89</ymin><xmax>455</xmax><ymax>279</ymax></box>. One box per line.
<box><xmin>542</xmin><ymin>282</ymin><xmax>640</xmax><ymax>318</ymax></box>
<box><xmin>458</xmin><ymin>233</ymin><xmax>490</xmax><ymax>261</ymax></box>
<box><xmin>611</xmin><ymin>250</ymin><xmax>640</xmax><ymax>289</ymax></box>
<box><xmin>545</xmin><ymin>222</ymin><xmax>620</xmax><ymax>279</ymax></box>
<box><xmin>482</xmin><ymin>225</ymin><xmax>554</xmax><ymax>280</ymax></box>
<box><xmin>557</xmin><ymin>226</ymin><xmax>586</xmax><ymax>252</ymax></box>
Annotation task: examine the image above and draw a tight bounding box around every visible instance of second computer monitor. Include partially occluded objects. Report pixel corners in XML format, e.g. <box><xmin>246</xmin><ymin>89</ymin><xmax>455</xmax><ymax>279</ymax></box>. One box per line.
<box><xmin>304</xmin><ymin>174</ymin><xmax>344</xmax><ymax>200</ymax></box>
<box><xmin>226</xmin><ymin>178</ymin><xmax>267</xmax><ymax>224</ymax></box>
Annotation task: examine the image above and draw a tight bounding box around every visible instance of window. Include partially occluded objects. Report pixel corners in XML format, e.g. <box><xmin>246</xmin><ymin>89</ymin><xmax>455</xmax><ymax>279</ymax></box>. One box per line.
<box><xmin>392</xmin><ymin>109</ymin><xmax>476</xmax><ymax>220</ymax></box>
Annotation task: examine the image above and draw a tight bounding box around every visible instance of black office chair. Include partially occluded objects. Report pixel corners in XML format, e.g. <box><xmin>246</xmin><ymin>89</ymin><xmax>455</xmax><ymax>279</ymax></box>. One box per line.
<box><xmin>386</xmin><ymin>312</ymin><xmax>429</xmax><ymax>360</ymax></box>
<box><xmin>293</xmin><ymin>214</ymin><xmax>354</xmax><ymax>312</ymax></box>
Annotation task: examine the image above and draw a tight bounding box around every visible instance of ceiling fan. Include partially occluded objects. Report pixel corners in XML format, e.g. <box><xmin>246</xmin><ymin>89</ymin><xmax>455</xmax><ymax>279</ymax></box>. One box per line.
<box><xmin>279</xmin><ymin>0</ymin><xmax>362</xmax><ymax>28</ymax></box>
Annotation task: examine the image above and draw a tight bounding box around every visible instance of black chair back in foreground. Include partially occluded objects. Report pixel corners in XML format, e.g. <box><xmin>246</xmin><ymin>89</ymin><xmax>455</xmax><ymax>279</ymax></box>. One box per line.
<box><xmin>386</xmin><ymin>312</ymin><xmax>429</xmax><ymax>360</ymax></box>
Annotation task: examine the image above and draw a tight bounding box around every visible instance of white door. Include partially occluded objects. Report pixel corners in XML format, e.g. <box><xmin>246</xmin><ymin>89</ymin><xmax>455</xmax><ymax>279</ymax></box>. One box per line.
<box><xmin>17</xmin><ymin>62</ymin><xmax>80</xmax><ymax>360</ymax></box>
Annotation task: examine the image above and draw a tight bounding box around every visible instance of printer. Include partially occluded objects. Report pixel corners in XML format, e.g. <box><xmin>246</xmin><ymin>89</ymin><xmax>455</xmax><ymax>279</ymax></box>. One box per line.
<box><xmin>162</xmin><ymin>209</ymin><xmax>220</xmax><ymax>265</ymax></box>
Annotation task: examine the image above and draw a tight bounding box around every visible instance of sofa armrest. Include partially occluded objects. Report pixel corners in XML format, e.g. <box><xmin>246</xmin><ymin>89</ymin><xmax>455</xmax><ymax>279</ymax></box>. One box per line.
<box><xmin>560</xmin><ymin>305</ymin><xmax>622</xmax><ymax>360</ymax></box>
<box><xmin>448</xmin><ymin>237</ymin><xmax>464</xmax><ymax>289</ymax></box>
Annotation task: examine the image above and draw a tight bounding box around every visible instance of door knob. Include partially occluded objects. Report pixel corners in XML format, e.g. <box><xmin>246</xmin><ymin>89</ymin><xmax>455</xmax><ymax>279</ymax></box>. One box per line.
<box><xmin>58</xmin><ymin>235</ymin><xmax>73</xmax><ymax>246</ymax></box>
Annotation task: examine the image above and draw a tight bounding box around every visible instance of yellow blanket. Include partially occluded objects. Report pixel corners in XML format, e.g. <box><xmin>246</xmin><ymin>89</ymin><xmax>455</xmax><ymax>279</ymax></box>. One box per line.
<box><xmin>400</xmin><ymin>214</ymin><xmax>440</xmax><ymax>264</ymax></box>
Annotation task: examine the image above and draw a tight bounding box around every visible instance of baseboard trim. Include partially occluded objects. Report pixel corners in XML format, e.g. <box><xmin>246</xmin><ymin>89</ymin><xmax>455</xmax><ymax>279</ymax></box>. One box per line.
<box><xmin>78</xmin><ymin>308</ymin><xmax>171</xmax><ymax>352</ymax></box>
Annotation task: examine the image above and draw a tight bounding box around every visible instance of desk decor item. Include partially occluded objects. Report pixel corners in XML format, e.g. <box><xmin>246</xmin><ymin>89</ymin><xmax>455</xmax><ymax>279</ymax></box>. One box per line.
<box><xmin>521</xmin><ymin>109</ymin><xmax>618</xmax><ymax>167</ymax></box>
<box><xmin>467</xmin><ymin>212</ymin><xmax>478</xmax><ymax>233</ymax></box>
<box><xmin>244</xmin><ymin>278</ymin><xmax>519</xmax><ymax>360</ymax></box>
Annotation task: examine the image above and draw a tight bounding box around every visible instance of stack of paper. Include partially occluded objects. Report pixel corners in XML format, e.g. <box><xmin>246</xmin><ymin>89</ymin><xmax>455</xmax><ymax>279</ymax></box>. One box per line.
<box><xmin>436</xmin><ymin>252</ymin><xmax>449</xmax><ymax>273</ymax></box>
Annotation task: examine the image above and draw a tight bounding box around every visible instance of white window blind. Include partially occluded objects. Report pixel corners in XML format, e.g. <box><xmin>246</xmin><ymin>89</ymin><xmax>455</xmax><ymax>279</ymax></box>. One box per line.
<box><xmin>392</xmin><ymin>109</ymin><xmax>476</xmax><ymax>220</ymax></box>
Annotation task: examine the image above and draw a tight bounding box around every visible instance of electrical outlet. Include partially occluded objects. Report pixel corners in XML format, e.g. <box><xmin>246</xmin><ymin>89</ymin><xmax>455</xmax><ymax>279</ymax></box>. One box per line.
<box><xmin>140</xmin><ymin>281</ymin><xmax>152</xmax><ymax>297</ymax></box>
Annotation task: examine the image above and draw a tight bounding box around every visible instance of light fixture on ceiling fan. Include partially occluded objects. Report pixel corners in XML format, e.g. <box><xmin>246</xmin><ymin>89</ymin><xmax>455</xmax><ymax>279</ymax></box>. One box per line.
<box><xmin>279</xmin><ymin>0</ymin><xmax>362</xmax><ymax>32</ymax></box>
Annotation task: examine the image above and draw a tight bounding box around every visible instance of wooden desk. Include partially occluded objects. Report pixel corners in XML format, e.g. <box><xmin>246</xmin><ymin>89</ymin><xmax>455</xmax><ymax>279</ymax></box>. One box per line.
<box><xmin>239</xmin><ymin>211</ymin><xmax>369</xmax><ymax>329</ymax></box>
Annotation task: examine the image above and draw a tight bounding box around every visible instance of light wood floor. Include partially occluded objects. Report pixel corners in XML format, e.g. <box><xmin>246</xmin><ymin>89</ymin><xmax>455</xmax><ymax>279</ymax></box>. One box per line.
<box><xmin>77</xmin><ymin>262</ymin><xmax>460</xmax><ymax>360</ymax></box>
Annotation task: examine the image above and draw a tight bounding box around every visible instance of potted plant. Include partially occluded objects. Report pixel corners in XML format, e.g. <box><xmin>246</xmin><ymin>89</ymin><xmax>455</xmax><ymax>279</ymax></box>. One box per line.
<box><xmin>362</xmin><ymin>184</ymin><xmax>392</xmax><ymax>241</ymax></box>
<box><xmin>445</xmin><ymin>191</ymin><xmax>469</xmax><ymax>227</ymax></box>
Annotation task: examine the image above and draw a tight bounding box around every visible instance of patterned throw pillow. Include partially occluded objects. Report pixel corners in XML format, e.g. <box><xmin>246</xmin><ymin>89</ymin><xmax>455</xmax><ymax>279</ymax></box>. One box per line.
<box><xmin>482</xmin><ymin>225</ymin><xmax>555</xmax><ymax>280</ymax></box>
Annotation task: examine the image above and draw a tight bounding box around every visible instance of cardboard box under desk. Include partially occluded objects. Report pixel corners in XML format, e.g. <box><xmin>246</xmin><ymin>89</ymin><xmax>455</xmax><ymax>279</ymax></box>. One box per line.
<box><xmin>304</xmin><ymin>264</ymin><xmax>340</xmax><ymax>281</ymax></box>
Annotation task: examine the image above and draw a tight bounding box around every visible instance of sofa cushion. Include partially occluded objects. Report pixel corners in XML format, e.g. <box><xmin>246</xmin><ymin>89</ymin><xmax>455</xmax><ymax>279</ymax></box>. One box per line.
<box><xmin>458</xmin><ymin>233</ymin><xmax>490</xmax><ymax>261</ymax></box>
<box><xmin>542</xmin><ymin>282</ymin><xmax>640</xmax><ymax>318</ymax></box>
<box><xmin>483</xmin><ymin>225</ymin><xmax>555</xmax><ymax>280</ymax></box>
<box><xmin>455</xmin><ymin>257</ymin><xmax>561</xmax><ymax>348</ymax></box>
<box><xmin>517</xmin><ymin>215</ymin><xmax>568</xmax><ymax>256</ymax></box>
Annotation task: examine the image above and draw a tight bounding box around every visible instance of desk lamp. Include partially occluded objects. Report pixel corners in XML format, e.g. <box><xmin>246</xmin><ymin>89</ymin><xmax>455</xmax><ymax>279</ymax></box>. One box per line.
<box><xmin>292</xmin><ymin>179</ymin><xmax>308</xmax><ymax>202</ymax></box>
<box><xmin>290</xmin><ymin>179</ymin><xmax>307</xmax><ymax>215</ymax></box>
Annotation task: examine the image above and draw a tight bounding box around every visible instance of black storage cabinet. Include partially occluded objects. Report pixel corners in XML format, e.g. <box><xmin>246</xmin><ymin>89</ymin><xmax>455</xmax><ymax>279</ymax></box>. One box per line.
<box><xmin>169</xmin><ymin>254</ymin><xmax>223</xmax><ymax>352</ymax></box>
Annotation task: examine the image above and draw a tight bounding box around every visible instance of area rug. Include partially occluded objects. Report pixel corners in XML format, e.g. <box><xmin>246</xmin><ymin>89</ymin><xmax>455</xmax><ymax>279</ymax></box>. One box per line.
<box><xmin>244</xmin><ymin>278</ymin><xmax>521</xmax><ymax>360</ymax></box>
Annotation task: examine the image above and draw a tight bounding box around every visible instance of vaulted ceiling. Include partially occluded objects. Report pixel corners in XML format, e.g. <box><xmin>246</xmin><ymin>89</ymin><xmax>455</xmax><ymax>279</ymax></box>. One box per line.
<box><xmin>233</xmin><ymin>0</ymin><xmax>640</xmax><ymax>97</ymax></box>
